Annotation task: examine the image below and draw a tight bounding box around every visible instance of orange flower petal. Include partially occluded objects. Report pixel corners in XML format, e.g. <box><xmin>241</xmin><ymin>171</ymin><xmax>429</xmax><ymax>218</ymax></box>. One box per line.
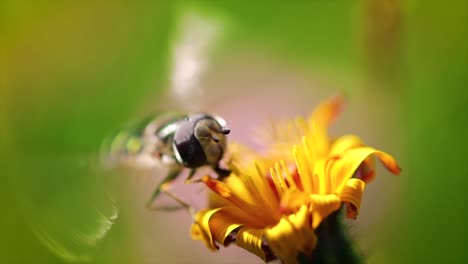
<box><xmin>339</xmin><ymin>178</ymin><xmax>366</xmax><ymax>219</ymax></box>
<box><xmin>293</xmin><ymin>140</ymin><xmax>318</xmax><ymax>194</ymax></box>
<box><xmin>191</xmin><ymin>208</ymin><xmax>222</xmax><ymax>251</ymax></box>
<box><xmin>309</xmin><ymin>96</ymin><xmax>344</xmax><ymax>130</ymax></box>
<box><xmin>309</xmin><ymin>194</ymin><xmax>342</xmax><ymax>228</ymax></box>
<box><xmin>355</xmin><ymin>157</ymin><xmax>376</xmax><ymax>183</ymax></box>
<box><xmin>202</xmin><ymin>176</ymin><xmax>254</xmax><ymax>210</ymax></box>
<box><xmin>192</xmin><ymin>206</ymin><xmax>273</xmax><ymax>252</ymax></box>
<box><xmin>221</xmin><ymin>173</ymin><xmax>256</xmax><ymax>205</ymax></box>
<box><xmin>329</xmin><ymin>134</ymin><xmax>365</xmax><ymax>156</ymax></box>
<box><xmin>330</xmin><ymin>136</ymin><xmax>377</xmax><ymax>183</ymax></box>
<box><xmin>211</xmin><ymin>207</ymin><xmax>269</xmax><ymax>240</ymax></box>
<box><xmin>229</xmin><ymin>162</ymin><xmax>282</xmax><ymax>221</ymax></box>
<box><xmin>331</xmin><ymin>147</ymin><xmax>401</xmax><ymax>193</ymax></box>
<box><xmin>202</xmin><ymin>175</ymin><xmax>280</xmax><ymax>225</ymax></box>
<box><xmin>208</xmin><ymin>212</ymin><xmax>243</xmax><ymax>247</ymax></box>
<box><xmin>308</xmin><ymin>96</ymin><xmax>345</xmax><ymax>158</ymax></box>
<box><xmin>265</xmin><ymin>205</ymin><xmax>317</xmax><ymax>264</ymax></box>
<box><xmin>312</xmin><ymin>157</ymin><xmax>340</xmax><ymax>195</ymax></box>
<box><xmin>235</xmin><ymin>227</ymin><xmax>268</xmax><ymax>261</ymax></box>
<box><xmin>279</xmin><ymin>189</ymin><xmax>311</xmax><ymax>215</ymax></box>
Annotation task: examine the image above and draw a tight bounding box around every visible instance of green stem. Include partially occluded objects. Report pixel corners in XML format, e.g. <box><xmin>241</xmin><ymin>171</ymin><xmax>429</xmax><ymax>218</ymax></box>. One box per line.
<box><xmin>298</xmin><ymin>208</ymin><xmax>362</xmax><ymax>264</ymax></box>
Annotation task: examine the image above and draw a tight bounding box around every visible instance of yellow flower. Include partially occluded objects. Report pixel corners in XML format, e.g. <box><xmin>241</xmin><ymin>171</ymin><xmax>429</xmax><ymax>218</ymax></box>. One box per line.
<box><xmin>190</xmin><ymin>97</ymin><xmax>401</xmax><ymax>264</ymax></box>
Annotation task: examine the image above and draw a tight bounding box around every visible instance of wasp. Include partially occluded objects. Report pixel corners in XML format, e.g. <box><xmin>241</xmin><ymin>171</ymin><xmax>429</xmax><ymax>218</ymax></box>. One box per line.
<box><xmin>102</xmin><ymin>112</ymin><xmax>231</xmax><ymax>208</ymax></box>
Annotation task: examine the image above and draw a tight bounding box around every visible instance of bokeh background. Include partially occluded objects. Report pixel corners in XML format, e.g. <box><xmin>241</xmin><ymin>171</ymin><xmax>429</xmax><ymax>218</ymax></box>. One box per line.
<box><xmin>1</xmin><ymin>1</ymin><xmax>467</xmax><ymax>263</ymax></box>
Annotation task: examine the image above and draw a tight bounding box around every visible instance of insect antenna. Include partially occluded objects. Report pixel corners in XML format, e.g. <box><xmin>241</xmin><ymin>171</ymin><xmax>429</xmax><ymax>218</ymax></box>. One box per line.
<box><xmin>217</xmin><ymin>128</ymin><xmax>230</xmax><ymax>134</ymax></box>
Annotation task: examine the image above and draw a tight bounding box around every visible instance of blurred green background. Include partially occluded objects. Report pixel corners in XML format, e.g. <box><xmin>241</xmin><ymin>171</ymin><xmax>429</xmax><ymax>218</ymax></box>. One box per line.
<box><xmin>1</xmin><ymin>1</ymin><xmax>467</xmax><ymax>263</ymax></box>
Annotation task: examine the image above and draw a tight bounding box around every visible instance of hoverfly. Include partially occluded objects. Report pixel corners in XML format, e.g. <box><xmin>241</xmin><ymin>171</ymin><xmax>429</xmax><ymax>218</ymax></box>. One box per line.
<box><xmin>102</xmin><ymin>112</ymin><xmax>231</xmax><ymax>208</ymax></box>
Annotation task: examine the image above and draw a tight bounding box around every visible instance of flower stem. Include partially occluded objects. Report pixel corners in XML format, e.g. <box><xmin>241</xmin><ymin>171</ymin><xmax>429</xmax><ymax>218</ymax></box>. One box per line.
<box><xmin>298</xmin><ymin>208</ymin><xmax>362</xmax><ymax>264</ymax></box>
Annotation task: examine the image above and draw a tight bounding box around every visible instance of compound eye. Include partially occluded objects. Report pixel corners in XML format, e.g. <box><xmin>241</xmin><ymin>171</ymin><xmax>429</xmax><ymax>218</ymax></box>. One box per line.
<box><xmin>173</xmin><ymin>121</ymin><xmax>206</xmax><ymax>168</ymax></box>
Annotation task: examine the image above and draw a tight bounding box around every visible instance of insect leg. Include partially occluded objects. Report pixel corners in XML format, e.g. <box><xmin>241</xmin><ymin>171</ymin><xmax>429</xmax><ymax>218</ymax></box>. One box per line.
<box><xmin>153</xmin><ymin>189</ymin><xmax>195</xmax><ymax>219</ymax></box>
<box><xmin>145</xmin><ymin>169</ymin><xmax>180</xmax><ymax>209</ymax></box>
<box><xmin>214</xmin><ymin>165</ymin><xmax>231</xmax><ymax>181</ymax></box>
<box><xmin>184</xmin><ymin>169</ymin><xmax>198</xmax><ymax>184</ymax></box>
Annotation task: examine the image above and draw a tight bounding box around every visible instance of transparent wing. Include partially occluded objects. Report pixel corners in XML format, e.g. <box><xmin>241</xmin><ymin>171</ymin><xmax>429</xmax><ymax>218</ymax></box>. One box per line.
<box><xmin>31</xmin><ymin>203</ymin><xmax>118</xmax><ymax>263</ymax></box>
<box><xmin>29</xmin><ymin>6</ymin><xmax>230</xmax><ymax>263</ymax></box>
<box><xmin>20</xmin><ymin>155</ymin><xmax>120</xmax><ymax>263</ymax></box>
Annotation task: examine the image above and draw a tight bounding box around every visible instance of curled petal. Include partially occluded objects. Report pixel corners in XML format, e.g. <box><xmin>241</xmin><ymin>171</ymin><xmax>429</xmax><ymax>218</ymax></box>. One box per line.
<box><xmin>340</xmin><ymin>179</ymin><xmax>366</xmax><ymax>219</ymax></box>
<box><xmin>208</xmin><ymin>212</ymin><xmax>243</xmax><ymax>247</ymax></box>
<box><xmin>191</xmin><ymin>206</ymin><xmax>267</xmax><ymax>252</ymax></box>
<box><xmin>191</xmin><ymin>209</ymin><xmax>222</xmax><ymax>251</ymax></box>
<box><xmin>331</xmin><ymin>147</ymin><xmax>401</xmax><ymax>192</ymax></box>
<box><xmin>236</xmin><ymin>228</ymin><xmax>268</xmax><ymax>261</ymax></box>
<box><xmin>309</xmin><ymin>194</ymin><xmax>342</xmax><ymax>228</ymax></box>
<box><xmin>265</xmin><ymin>205</ymin><xmax>317</xmax><ymax>264</ymax></box>
<box><xmin>354</xmin><ymin>157</ymin><xmax>376</xmax><ymax>183</ymax></box>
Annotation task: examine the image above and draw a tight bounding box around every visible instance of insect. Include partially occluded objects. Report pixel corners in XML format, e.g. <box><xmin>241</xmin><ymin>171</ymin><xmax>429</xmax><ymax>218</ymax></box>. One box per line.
<box><xmin>31</xmin><ymin>13</ymin><xmax>231</xmax><ymax>263</ymax></box>
<box><xmin>102</xmin><ymin>112</ymin><xmax>231</xmax><ymax>208</ymax></box>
